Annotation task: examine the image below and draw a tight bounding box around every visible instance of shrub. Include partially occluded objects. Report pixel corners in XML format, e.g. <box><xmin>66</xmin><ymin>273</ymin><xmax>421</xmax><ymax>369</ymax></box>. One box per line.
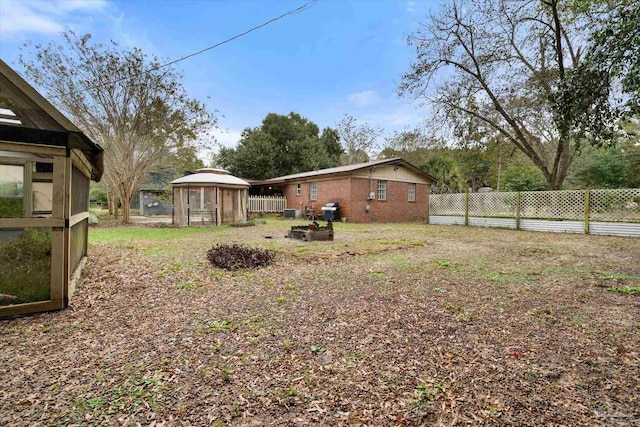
<box><xmin>0</xmin><ymin>228</ymin><xmax>52</xmax><ymax>304</ymax></box>
<box><xmin>207</xmin><ymin>244</ymin><xmax>275</xmax><ymax>271</ymax></box>
<box><xmin>229</xmin><ymin>220</ymin><xmax>256</xmax><ymax>227</ymax></box>
<box><xmin>0</xmin><ymin>198</ymin><xmax>23</xmax><ymax>218</ymax></box>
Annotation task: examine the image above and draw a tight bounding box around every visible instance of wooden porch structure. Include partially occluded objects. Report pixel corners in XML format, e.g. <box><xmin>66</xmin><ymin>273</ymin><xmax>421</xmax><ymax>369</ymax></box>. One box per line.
<box><xmin>0</xmin><ymin>60</ymin><xmax>104</xmax><ymax>318</ymax></box>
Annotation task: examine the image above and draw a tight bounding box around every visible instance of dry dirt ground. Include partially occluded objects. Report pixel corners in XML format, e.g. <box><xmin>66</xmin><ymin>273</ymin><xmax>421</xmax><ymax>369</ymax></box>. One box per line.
<box><xmin>1</xmin><ymin>221</ymin><xmax>639</xmax><ymax>426</ymax></box>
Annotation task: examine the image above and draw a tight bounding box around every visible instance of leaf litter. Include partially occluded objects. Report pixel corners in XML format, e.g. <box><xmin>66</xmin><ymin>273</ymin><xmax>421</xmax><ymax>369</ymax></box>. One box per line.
<box><xmin>1</xmin><ymin>221</ymin><xmax>639</xmax><ymax>426</ymax></box>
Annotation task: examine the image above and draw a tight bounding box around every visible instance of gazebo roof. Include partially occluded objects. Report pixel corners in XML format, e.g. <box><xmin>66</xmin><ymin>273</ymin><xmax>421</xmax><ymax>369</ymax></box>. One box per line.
<box><xmin>172</xmin><ymin>168</ymin><xmax>250</xmax><ymax>187</ymax></box>
<box><xmin>0</xmin><ymin>60</ymin><xmax>103</xmax><ymax>181</ymax></box>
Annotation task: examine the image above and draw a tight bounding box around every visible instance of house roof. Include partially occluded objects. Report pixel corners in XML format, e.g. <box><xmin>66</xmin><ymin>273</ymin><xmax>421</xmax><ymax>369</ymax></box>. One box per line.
<box><xmin>259</xmin><ymin>158</ymin><xmax>436</xmax><ymax>184</ymax></box>
<box><xmin>172</xmin><ymin>168</ymin><xmax>250</xmax><ymax>187</ymax></box>
<box><xmin>0</xmin><ymin>59</ymin><xmax>104</xmax><ymax>181</ymax></box>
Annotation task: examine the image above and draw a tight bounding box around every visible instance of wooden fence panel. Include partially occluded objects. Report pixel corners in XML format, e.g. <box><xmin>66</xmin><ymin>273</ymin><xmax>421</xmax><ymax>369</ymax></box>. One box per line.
<box><xmin>429</xmin><ymin>188</ymin><xmax>640</xmax><ymax>237</ymax></box>
<box><xmin>248</xmin><ymin>196</ymin><xmax>287</xmax><ymax>213</ymax></box>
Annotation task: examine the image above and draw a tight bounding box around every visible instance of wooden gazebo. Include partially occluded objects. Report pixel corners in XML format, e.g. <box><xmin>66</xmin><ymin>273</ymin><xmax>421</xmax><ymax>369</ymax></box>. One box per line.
<box><xmin>172</xmin><ymin>168</ymin><xmax>249</xmax><ymax>226</ymax></box>
<box><xmin>0</xmin><ymin>60</ymin><xmax>104</xmax><ymax>318</ymax></box>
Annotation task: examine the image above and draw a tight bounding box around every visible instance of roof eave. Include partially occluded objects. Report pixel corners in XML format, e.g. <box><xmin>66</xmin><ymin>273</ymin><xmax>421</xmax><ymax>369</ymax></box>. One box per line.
<box><xmin>256</xmin><ymin>158</ymin><xmax>436</xmax><ymax>185</ymax></box>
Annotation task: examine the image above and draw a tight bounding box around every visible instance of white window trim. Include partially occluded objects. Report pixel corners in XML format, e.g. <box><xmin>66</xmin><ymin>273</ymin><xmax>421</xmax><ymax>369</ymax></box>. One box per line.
<box><xmin>309</xmin><ymin>181</ymin><xmax>318</xmax><ymax>200</ymax></box>
<box><xmin>377</xmin><ymin>180</ymin><xmax>387</xmax><ymax>201</ymax></box>
<box><xmin>408</xmin><ymin>183</ymin><xmax>416</xmax><ymax>202</ymax></box>
<box><xmin>296</xmin><ymin>183</ymin><xmax>301</xmax><ymax>196</ymax></box>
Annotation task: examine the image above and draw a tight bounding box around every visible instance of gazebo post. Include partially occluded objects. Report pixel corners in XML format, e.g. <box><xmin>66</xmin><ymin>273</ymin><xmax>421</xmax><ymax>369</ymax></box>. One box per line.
<box><xmin>200</xmin><ymin>187</ymin><xmax>205</xmax><ymax>223</ymax></box>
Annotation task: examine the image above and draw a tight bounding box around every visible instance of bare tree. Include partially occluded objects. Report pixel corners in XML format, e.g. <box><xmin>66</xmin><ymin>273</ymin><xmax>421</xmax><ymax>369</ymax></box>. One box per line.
<box><xmin>400</xmin><ymin>0</ymin><xmax>596</xmax><ymax>189</ymax></box>
<box><xmin>335</xmin><ymin>114</ymin><xmax>383</xmax><ymax>165</ymax></box>
<box><xmin>20</xmin><ymin>32</ymin><xmax>216</xmax><ymax>223</ymax></box>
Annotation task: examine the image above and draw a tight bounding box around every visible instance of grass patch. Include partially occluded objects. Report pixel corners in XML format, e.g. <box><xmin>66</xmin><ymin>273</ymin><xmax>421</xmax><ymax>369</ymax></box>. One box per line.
<box><xmin>434</xmin><ymin>259</ymin><xmax>453</xmax><ymax>269</ymax></box>
<box><xmin>608</xmin><ymin>286</ymin><xmax>640</xmax><ymax>295</ymax></box>
<box><xmin>71</xmin><ymin>372</ymin><xmax>165</xmax><ymax>421</ymax></box>
<box><xmin>89</xmin><ymin>226</ymin><xmax>224</xmax><ymax>244</ymax></box>
<box><xmin>602</xmin><ymin>272</ymin><xmax>639</xmax><ymax>281</ymax></box>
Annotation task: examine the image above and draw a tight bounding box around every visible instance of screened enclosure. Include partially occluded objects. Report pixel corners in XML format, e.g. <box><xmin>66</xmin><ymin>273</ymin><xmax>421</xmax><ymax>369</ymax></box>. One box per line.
<box><xmin>172</xmin><ymin>168</ymin><xmax>249</xmax><ymax>226</ymax></box>
<box><xmin>0</xmin><ymin>60</ymin><xmax>103</xmax><ymax>318</ymax></box>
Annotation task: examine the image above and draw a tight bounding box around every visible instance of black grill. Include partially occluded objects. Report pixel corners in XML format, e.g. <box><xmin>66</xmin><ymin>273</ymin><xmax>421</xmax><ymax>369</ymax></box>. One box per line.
<box><xmin>321</xmin><ymin>202</ymin><xmax>340</xmax><ymax>221</ymax></box>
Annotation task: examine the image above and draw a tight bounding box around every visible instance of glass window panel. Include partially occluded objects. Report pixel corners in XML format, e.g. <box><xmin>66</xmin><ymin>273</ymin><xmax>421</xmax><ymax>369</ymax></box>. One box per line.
<box><xmin>377</xmin><ymin>180</ymin><xmax>387</xmax><ymax>201</ymax></box>
<box><xmin>408</xmin><ymin>183</ymin><xmax>416</xmax><ymax>202</ymax></box>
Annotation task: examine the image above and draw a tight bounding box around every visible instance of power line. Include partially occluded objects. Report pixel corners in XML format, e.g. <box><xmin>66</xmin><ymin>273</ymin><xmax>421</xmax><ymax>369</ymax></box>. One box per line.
<box><xmin>54</xmin><ymin>0</ymin><xmax>318</xmax><ymax>98</ymax></box>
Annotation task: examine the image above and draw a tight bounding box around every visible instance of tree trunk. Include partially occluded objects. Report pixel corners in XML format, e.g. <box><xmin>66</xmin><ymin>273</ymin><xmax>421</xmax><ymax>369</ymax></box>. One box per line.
<box><xmin>121</xmin><ymin>200</ymin><xmax>131</xmax><ymax>224</ymax></box>
<box><xmin>545</xmin><ymin>144</ymin><xmax>573</xmax><ymax>190</ymax></box>
<box><xmin>107</xmin><ymin>192</ymin><xmax>120</xmax><ymax>218</ymax></box>
<box><xmin>107</xmin><ymin>193</ymin><xmax>115</xmax><ymax>215</ymax></box>
<box><xmin>119</xmin><ymin>183</ymin><xmax>134</xmax><ymax>225</ymax></box>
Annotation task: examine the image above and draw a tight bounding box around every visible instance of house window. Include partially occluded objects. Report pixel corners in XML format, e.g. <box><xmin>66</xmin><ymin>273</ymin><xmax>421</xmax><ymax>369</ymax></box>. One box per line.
<box><xmin>408</xmin><ymin>183</ymin><xmax>416</xmax><ymax>202</ymax></box>
<box><xmin>309</xmin><ymin>181</ymin><xmax>318</xmax><ymax>200</ymax></box>
<box><xmin>377</xmin><ymin>180</ymin><xmax>387</xmax><ymax>200</ymax></box>
<box><xmin>296</xmin><ymin>183</ymin><xmax>301</xmax><ymax>196</ymax></box>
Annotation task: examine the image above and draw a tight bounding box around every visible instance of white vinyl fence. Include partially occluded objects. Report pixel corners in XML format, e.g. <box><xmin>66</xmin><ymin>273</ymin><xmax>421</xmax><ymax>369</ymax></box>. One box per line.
<box><xmin>248</xmin><ymin>196</ymin><xmax>287</xmax><ymax>213</ymax></box>
<box><xmin>429</xmin><ymin>188</ymin><xmax>640</xmax><ymax>237</ymax></box>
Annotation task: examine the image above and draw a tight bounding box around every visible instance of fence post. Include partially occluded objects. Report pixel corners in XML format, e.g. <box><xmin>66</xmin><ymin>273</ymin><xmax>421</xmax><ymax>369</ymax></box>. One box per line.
<box><xmin>584</xmin><ymin>189</ymin><xmax>590</xmax><ymax>234</ymax></box>
<box><xmin>465</xmin><ymin>191</ymin><xmax>469</xmax><ymax>226</ymax></box>
<box><xmin>515</xmin><ymin>192</ymin><xmax>521</xmax><ymax>230</ymax></box>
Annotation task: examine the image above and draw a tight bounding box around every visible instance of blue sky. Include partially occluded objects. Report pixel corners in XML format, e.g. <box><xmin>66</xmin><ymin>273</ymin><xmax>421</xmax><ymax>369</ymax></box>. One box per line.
<box><xmin>0</xmin><ymin>0</ymin><xmax>437</xmax><ymax>156</ymax></box>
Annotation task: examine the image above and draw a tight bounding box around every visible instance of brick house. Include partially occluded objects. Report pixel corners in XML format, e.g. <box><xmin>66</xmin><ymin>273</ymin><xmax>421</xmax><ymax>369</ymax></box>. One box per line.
<box><xmin>259</xmin><ymin>158</ymin><xmax>435</xmax><ymax>222</ymax></box>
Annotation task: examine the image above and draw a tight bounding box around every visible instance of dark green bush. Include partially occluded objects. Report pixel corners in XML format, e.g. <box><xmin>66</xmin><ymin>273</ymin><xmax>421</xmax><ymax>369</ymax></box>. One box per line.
<box><xmin>0</xmin><ymin>198</ymin><xmax>23</xmax><ymax>218</ymax></box>
<box><xmin>229</xmin><ymin>220</ymin><xmax>256</xmax><ymax>227</ymax></box>
<box><xmin>0</xmin><ymin>228</ymin><xmax>51</xmax><ymax>305</ymax></box>
<box><xmin>207</xmin><ymin>244</ymin><xmax>275</xmax><ymax>271</ymax></box>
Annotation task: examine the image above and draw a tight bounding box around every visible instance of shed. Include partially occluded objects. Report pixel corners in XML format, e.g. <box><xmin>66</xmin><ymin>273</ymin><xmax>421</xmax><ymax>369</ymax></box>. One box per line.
<box><xmin>0</xmin><ymin>60</ymin><xmax>104</xmax><ymax>318</ymax></box>
<box><xmin>172</xmin><ymin>168</ymin><xmax>250</xmax><ymax>225</ymax></box>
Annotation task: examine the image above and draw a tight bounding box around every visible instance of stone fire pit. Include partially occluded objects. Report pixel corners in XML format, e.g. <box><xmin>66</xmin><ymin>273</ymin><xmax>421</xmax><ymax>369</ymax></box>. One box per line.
<box><xmin>286</xmin><ymin>221</ymin><xmax>334</xmax><ymax>241</ymax></box>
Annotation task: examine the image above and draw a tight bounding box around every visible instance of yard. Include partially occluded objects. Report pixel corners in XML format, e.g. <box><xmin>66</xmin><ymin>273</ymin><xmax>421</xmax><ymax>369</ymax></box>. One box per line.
<box><xmin>1</xmin><ymin>220</ymin><xmax>639</xmax><ymax>426</ymax></box>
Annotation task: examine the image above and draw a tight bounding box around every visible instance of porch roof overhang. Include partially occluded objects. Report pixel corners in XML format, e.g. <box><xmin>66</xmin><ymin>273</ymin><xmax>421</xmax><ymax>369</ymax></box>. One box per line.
<box><xmin>0</xmin><ymin>59</ymin><xmax>104</xmax><ymax>181</ymax></box>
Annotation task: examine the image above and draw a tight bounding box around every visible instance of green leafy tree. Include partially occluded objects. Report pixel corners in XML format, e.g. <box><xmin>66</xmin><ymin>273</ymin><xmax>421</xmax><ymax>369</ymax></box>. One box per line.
<box><xmin>89</xmin><ymin>182</ymin><xmax>108</xmax><ymax>205</ymax></box>
<box><xmin>502</xmin><ymin>165</ymin><xmax>548</xmax><ymax>192</ymax></box>
<box><xmin>20</xmin><ymin>32</ymin><xmax>215</xmax><ymax>223</ymax></box>
<box><xmin>455</xmin><ymin>148</ymin><xmax>492</xmax><ymax>192</ymax></box>
<box><xmin>421</xmin><ymin>154</ymin><xmax>462</xmax><ymax>193</ymax></box>
<box><xmin>217</xmin><ymin>113</ymin><xmax>342</xmax><ymax>180</ymax></box>
<box><xmin>559</xmin><ymin>1</ymin><xmax>639</xmax><ymax>143</ymax></box>
<box><xmin>567</xmin><ymin>121</ymin><xmax>640</xmax><ymax>189</ymax></box>
<box><xmin>320</xmin><ymin>127</ymin><xmax>343</xmax><ymax>165</ymax></box>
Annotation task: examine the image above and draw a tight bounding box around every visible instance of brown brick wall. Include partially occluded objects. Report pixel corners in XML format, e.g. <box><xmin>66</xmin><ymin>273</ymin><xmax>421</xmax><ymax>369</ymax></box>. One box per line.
<box><xmin>282</xmin><ymin>177</ymin><xmax>429</xmax><ymax>222</ymax></box>
<box><xmin>282</xmin><ymin>177</ymin><xmax>352</xmax><ymax>218</ymax></box>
